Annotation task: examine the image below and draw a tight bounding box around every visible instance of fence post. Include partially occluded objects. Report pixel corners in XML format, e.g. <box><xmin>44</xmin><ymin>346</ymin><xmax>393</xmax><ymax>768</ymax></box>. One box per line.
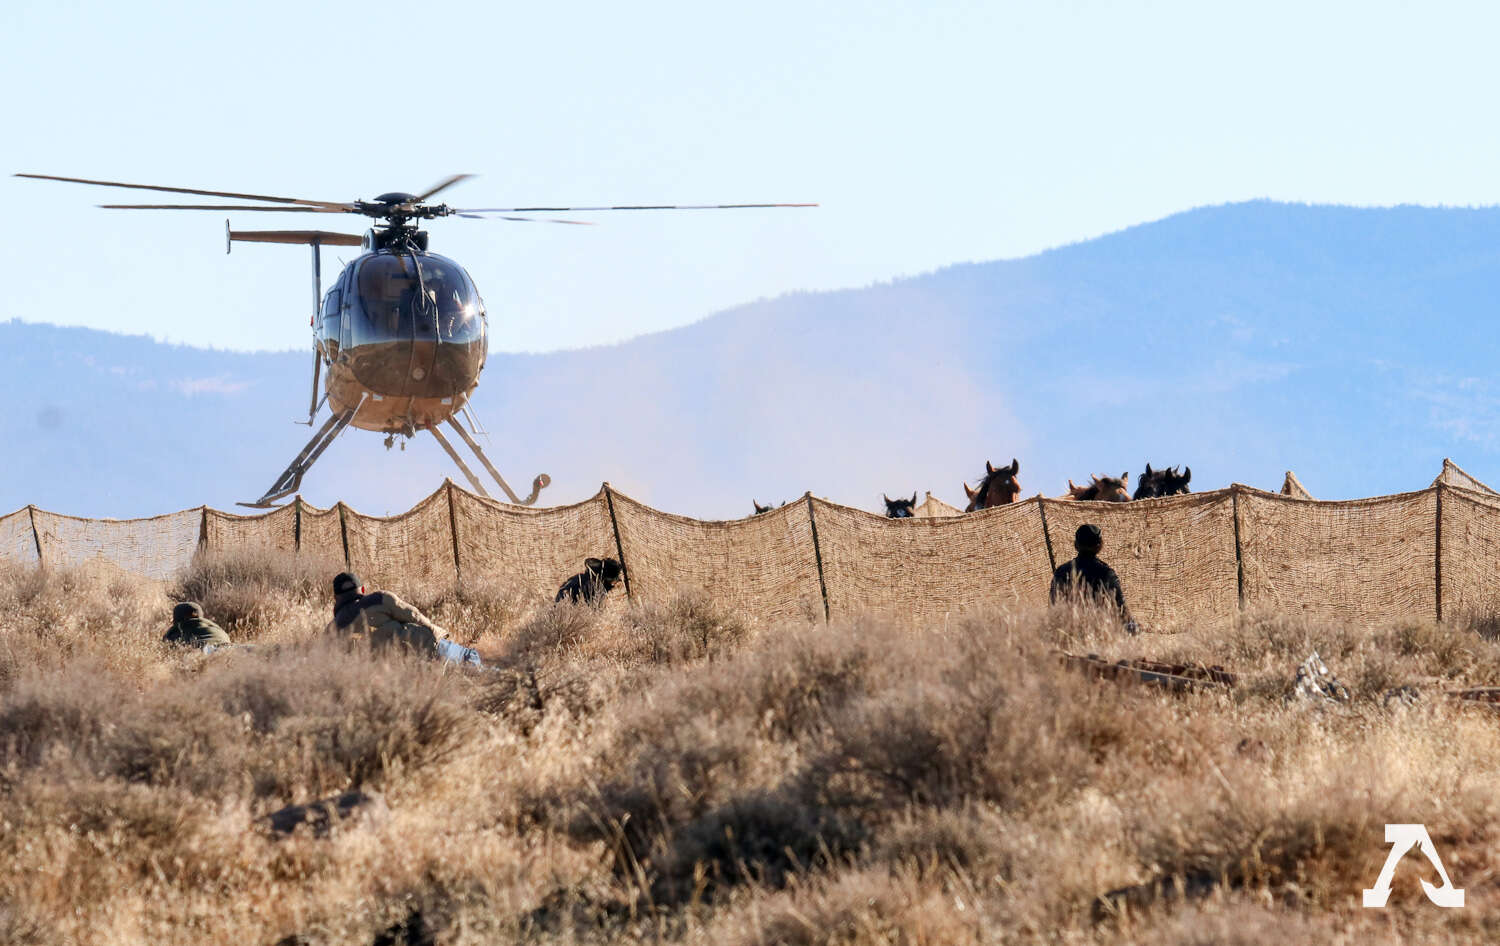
<box><xmin>1435</xmin><ymin>483</ymin><xmax>1444</xmax><ymax>624</ymax></box>
<box><xmin>1036</xmin><ymin>496</ymin><xmax>1057</xmax><ymax>573</ymax></box>
<box><xmin>27</xmin><ymin>505</ymin><xmax>43</xmax><ymax>567</ymax></box>
<box><xmin>805</xmin><ymin>493</ymin><xmax>831</xmax><ymax>622</ymax></box>
<box><xmin>602</xmin><ymin>483</ymin><xmax>633</xmax><ymax>602</ymax></box>
<box><xmin>1231</xmin><ymin>485</ymin><xmax>1245</xmax><ymax>610</ymax></box>
<box><xmin>337</xmin><ymin>503</ymin><xmax>351</xmax><ymax>569</ymax></box>
<box><xmin>293</xmin><ymin>496</ymin><xmax>303</xmax><ymax>552</ymax></box>
<box><xmin>446</xmin><ymin>480</ymin><xmax>463</xmax><ymax>586</ymax></box>
<box><xmin>197</xmin><ymin>506</ymin><xmax>209</xmax><ymax>552</ymax></box>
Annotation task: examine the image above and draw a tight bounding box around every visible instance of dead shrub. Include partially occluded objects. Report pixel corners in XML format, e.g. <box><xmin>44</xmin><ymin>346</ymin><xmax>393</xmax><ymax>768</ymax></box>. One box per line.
<box><xmin>172</xmin><ymin>547</ymin><xmax>340</xmax><ymax>641</ymax></box>
<box><xmin>621</xmin><ymin>591</ymin><xmax>751</xmax><ymax>665</ymax></box>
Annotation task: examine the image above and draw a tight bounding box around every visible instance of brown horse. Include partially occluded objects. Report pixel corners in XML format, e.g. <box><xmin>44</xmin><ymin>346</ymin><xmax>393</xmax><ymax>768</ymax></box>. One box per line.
<box><xmin>1066</xmin><ymin>473</ymin><xmax>1130</xmax><ymax>502</ymax></box>
<box><xmin>964</xmin><ymin>459</ymin><xmax>1022</xmax><ymax>511</ymax></box>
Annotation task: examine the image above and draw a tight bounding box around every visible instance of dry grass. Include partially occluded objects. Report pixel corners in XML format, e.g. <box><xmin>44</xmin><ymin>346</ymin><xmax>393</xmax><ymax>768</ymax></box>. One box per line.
<box><xmin>4</xmin><ymin>559</ymin><xmax>1500</xmax><ymax>944</ymax></box>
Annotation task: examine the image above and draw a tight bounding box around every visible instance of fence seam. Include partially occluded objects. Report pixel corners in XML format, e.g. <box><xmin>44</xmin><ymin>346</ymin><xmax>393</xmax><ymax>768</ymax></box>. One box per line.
<box><xmin>805</xmin><ymin>493</ymin><xmax>831</xmax><ymax>622</ymax></box>
<box><xmin>1037</xmin><ymin>497</ymin><xmax>1057</xmax><ymax>573</ymax></box>
<box><xmin>603</xmin><ymin>484</ymin><xmax>633</xmax><ymax>602</ymax></box>
<box><xmin>337</xmin><ymin>503</ymin><xmax>351</xmax><ymax>569</ymax></box>
<box><xmin>197</xmin><ymin>506</ymin><xmax>208</xmax><ymax>552</ymax></box>
<box><xmin>27</xmin><ymin>505</ymin><xmax>42</xmax><ymax>566</ymax></box>
<box><xmin>446</xmin><ymin>480</ymin><xmax>463</xmax><ymax>586</ymax></box>
<box><xmin>1435</xmin><ymin>482</ymin><xmax>1444</xmax><ymax>623</ymax></box>
<box><xmin>294</xmin><ymin>497</ymin><xmax>303</xmax><ymax>552</ymax></box>
<box><xmin>1231</xmin><ymin>486</ymin><xmax>1245</xmax><ymax>610</ymax></box>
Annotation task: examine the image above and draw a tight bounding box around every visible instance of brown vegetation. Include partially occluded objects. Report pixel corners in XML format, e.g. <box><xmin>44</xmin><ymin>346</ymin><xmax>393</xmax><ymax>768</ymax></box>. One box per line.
<box><xmin>3</xmin><ymin>556</ymin><xmax>1500</xmax><ymax>944</ymax></box>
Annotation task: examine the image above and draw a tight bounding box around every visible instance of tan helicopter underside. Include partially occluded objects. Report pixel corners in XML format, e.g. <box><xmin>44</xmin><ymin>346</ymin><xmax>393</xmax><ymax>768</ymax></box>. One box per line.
<box><xmin>324</xmin><ymin>361</ymin><xmax>477</xmax><ymax>433</ymax></box>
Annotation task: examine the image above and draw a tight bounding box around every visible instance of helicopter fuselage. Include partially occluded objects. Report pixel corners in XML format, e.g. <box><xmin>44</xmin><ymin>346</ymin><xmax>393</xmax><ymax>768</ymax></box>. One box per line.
<box><xmin>317</xmin><ymin>246</ymin><xmax>487</xmax><ymax>434</ymax></box>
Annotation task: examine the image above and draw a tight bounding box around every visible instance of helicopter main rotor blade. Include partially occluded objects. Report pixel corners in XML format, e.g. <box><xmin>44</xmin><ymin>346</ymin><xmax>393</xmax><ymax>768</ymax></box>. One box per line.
<box><xmin>413</xmin><ymin>173</ymin><xmax>474</xmax><ymax>203</ymax></box>
<box><xmin>15</xmin><ymin>173</ymin><xmax>356</xmax><ymax>211</ymax></box>
<box><xmin>454</xmin><ymin>202</ymin><xmax>818</xmax><ymax>213</ymax></box>
<box><xmin>456</xmin><ymin>213</ymin><xmax>595</xmax><ymax>225</ymax></box>
<box><xmin>98</xmin><ymin>203</ymin><xmax>348</xmax><ymax>213</ymax></box>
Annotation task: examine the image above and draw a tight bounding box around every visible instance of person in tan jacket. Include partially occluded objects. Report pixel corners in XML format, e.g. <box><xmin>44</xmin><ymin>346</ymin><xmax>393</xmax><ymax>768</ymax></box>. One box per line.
<box><xmin>327</xmin><ymin>571</ymin><xmax>479</xmax><ymax>664</ymax></box>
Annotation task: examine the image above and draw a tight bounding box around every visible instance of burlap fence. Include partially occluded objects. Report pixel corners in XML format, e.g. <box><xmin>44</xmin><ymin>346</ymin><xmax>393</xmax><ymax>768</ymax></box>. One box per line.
<box><xmin>812</xmin><ymin>496</ymin><xmax>1053</xmax><ymax>624</ymax></box>
<box><xmin>1235</xmin><ymin>486</ymin><xmax>1437</xmax><ymax>626</ymax></box>
<box><xmin>8</xmin><ymin>472</ymin><xmax>1500</xmax><ymax>629</ymax></box>
<box><xmin>1042</xmin><ymin>491</ymin><xmax>1240</xmax><ymax>633</ymax></box>
<box><xmin>28</xmin><ymin>507</ymin><xmax>203</xmax><ymax>582</ymax></box>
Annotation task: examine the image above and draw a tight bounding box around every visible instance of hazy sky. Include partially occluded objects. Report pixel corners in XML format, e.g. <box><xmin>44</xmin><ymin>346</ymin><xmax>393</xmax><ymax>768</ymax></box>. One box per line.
<box><xmin>7</xmin><ymin>0</ymin><xmax>1500</xmax><ymax>353</ymax></box>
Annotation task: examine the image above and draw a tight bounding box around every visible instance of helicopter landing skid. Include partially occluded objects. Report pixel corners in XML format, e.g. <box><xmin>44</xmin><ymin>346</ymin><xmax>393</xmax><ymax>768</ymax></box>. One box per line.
<box><xmin>429</xmin><ymin>417</ymin><xmax>551</xmax><ymax>506</ymax></box>
<box><xmin>238</xmin><ymin>406</ymin><xmax>360</xmax><ymax>509</ymax></box>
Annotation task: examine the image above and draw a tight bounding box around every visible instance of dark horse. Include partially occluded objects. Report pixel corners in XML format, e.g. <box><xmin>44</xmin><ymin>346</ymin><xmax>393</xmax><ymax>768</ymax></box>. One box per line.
<box><xmin>1133</xmin><ymin>463</ymin><xmax>1192</xmax><ymax>499</ymax></box>
<box><xmin>751</xmin><ymin>500</ymin><xmax>786</xmax><ymax>516</ymax></box>
<box><xmin>883</xmin><ymin>492</ymin><xmax>918</xmax><ymax>518</ymax></box>
<box><xmin>964</xmin><ymin>459</ymin><xmax>1022</xmax><ymax>511</ymax></box>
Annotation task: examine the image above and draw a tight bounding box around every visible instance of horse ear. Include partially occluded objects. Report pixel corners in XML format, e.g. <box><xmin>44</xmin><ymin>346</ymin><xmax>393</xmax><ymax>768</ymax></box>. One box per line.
<box><xmin>1009</xmin><ymin>458</ymin><xmax>1019</xmax><ymax>475</ymax></box>
<box><xmin>911</xmin><ymin>492</ymin><xmax>918</xmax><ymax>506</ymax></box>
<box><xmin>1182</xmin><ymin>466</ymin><xmax>1191</xmax><ymax>482</ymax></box>
<box><xmin>964</xmin><ymin>482</ymin><xmax>977</xmax><ymax>499</ymax></box>
<box><xmin>882</xmin><ymin>493</ymin><xmax>891</xmax><ymax>505</ymax></box>
<box><xmin>1121</xmin><ymin>472</ymin><xmax>1130</xmax><ymax>485</ymax></box>
<box><xmin>1145</xmin><ymin>463</ymin><xmax>1153</xmax><ymax>475</ymax></box>
<box><xmin>987</xmin><ymin>460</ymin><xmax>996</xmax><ymax>474</ymax></box>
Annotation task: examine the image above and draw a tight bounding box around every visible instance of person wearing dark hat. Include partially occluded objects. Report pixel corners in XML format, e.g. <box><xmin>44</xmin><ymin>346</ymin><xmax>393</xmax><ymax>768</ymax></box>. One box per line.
<box><xmin>1050</xmin><ymin>524</ymin><xmax>1138</xmax><ymax>634</ymax></box>
<box><xmin>328</xmin><ymin>571</ymin><xmax>480</xmax><ymax>664</ymax></box>
<box><xmin>162</xmin><ymin>601</ymin><xmax>232</xmax><ymax>650</ymax></box>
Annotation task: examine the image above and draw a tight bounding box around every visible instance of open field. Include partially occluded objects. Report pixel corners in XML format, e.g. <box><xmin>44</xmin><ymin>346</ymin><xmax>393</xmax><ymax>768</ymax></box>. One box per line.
<box><xmin>3</xmin><ymin>552</ymin><xmax>1500</xmax><ymax>944</ymax></box>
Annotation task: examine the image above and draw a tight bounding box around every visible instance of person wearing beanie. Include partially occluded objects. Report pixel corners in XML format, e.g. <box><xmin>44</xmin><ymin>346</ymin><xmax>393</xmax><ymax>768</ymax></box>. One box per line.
<box><xmin>328</xmin><ymin>571</ymin><xmax>480</xmax><ymax>665</ymax></box>
<box><xmin>1049</xmin><ymin>524</ymin><xmax>1138</xmax><ymax>634</ymax></box>
<box><xmin>162</xmin><ymin>601</ymin><xmax>232</xmax><ymax>650</ymax></box>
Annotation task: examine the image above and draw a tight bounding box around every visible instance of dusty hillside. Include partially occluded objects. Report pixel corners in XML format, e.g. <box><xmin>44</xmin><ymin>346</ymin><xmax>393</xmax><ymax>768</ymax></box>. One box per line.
<box><xmin>2</xmin><ymin>553</ymin><xmax>1499</xmax><ymax>944</ymax></box>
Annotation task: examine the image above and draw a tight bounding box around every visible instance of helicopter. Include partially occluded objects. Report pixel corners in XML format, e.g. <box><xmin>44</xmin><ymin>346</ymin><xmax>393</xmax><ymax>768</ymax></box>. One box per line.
<box><xmin>15</xmin><ymin>173</ymin><xmax>815</xmax><ymax>507</ymax></box>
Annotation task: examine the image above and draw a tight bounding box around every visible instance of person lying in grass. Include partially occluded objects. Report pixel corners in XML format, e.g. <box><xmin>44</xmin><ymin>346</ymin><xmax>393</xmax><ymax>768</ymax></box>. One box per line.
<box><xmin>161</xmin><ymin>601</ymin><xmax>231</xmax><ymax>650</ymax></box>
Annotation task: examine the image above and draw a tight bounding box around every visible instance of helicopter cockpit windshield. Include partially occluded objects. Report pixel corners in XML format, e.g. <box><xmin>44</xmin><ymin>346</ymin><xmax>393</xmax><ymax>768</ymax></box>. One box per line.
<box><xmin>344</xmin><ymin>251</ymin><xmax>487</xmax><ymax>399</ymax></box>
<box><xmin>349</xmin><ymin>253</ymin><xmax>484</xmax><ymax>347</ymax></box>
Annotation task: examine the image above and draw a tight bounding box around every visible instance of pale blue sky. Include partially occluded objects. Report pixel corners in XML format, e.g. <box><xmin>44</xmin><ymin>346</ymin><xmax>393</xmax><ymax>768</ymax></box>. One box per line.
<box><xmin>6</xmin><ymin>0</ymin><xmax>1500</xmax><ymax>353</ymax></box>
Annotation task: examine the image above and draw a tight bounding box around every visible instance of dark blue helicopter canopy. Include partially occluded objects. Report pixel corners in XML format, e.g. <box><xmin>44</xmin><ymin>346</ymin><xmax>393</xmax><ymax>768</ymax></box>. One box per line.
<box><xmin>347</xmin><ymin>252</ymin><xmax>485</xmax><ymax>348</ymax></box>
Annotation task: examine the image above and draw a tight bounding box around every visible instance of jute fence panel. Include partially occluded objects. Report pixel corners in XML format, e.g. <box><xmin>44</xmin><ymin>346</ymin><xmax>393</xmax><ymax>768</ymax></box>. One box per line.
<box><xmin>1237</xmin><ymin>486</ymin><xmax>1437</xmax><ymax>625</ymax></box>
<box><xmin>610</xmin><ymin>492</ymin><xmax>824</xmax><ymax>622</ymax></box>
<box><xmin>811</xmin><ymin>496</ymin><xmax>1052</xmax><ymax>624</ymax></box>
<box><xmin>1040</xmin><ymin>490</ymin><xmax>1239</xmax><ymax>633</ymax></box>
<box><xmin>298</xmin><ymin>502</ymin><xmax>347</xmax><ymax>565</ymax></box>
<box><xmin>30</xmin><ymin>507</ymin><xmax>202</xmax><ymax>581</ymax></box>
<box><xmin>342</xmin><ymin>486</ymin><xmax>457</xmax><ymax>590</ymax></box>
<box><xmin>1439</xmin><ymin>485</ymin><xmax>1500</xmax><ymax>620</ymax></box>
<box><xmin>204</xmin><ymin>503</ymin><xmax>298</xmax><ymax>554</ymax></box>
<box><xmin>0</xmin><ymin>508</ymin><xmax>39</xmax><ymax>568</ymax></box>
<box><xmin>451</xmin><ymin>485</ymin><xmax>617</xmax><ymax>605</ymax></box>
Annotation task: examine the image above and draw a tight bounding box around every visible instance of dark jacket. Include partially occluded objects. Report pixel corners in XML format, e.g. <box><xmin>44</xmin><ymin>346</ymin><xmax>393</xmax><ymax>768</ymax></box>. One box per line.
<box><xmin>556</xmin><ymin>558</ymin><xmax>622</xmax><ymax>604</ymax></box>
<box><xmin>1050</xmin><ymin>554</ymin><xmax>1129</xmax><ymax>614</ymax></box>
<box><xmin>163</xmin><ymin>616</ymin><xmax>231</xmax><ymax>649</ymax></box>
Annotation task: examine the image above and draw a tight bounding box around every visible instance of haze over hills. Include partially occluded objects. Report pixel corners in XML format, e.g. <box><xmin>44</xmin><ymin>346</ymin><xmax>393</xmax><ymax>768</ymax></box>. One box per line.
<box><xmin>4</xmin><ymin>199</ymin><xmax>1499</xmax><ymax>520</ymax></box>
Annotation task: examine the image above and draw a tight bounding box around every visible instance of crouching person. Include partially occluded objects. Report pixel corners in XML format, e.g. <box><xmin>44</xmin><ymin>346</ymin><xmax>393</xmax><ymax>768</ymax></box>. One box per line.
<box><xmin>328</xmin><ymin>572</ymin><xmax>481</xmax><ymax>666</ymax></box>
<box><xmin>163</xmin><ymin>601</ymin><xmax>232</xmax><ymax>651</ymax></box>
<box><xmin>556</xmin><ymin>557</ymin><xmax>623</xmax><ymax>605</ymax></box>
